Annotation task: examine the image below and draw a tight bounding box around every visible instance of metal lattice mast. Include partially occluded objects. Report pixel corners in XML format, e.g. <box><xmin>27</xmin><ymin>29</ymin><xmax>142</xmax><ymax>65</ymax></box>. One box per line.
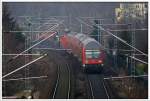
<box><xmin>26</xmin><ymin>17</ymin><xmax>31</xmax><ymax>90</ymax></box>
<box><xmin>97</xmin><ymin>20</ymin><xmax>100</xmax><ymax>43</ymax></box>
<box><xmin>80</xmin><ymin>23</ymin><xmax>83</xmax><ymax>33</ymax></box>
<box><xmin>114</xmin><ymin>16</ymin><xmax>118</xmax><ymax>71</ymax></box>
<box><xmin>131</xmin><ymin>23</ymin><xmax>136</xmax><ymax>76</ymax></box>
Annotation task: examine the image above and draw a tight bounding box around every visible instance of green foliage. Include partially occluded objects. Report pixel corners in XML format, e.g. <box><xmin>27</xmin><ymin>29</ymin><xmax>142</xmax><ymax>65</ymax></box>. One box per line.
<box><xmin>3</xmin><ymin>3</ymin><xmax>25</xmax><ymax>43</ymax></box>
<box><xmin>15</xmin><ymin>32</ymin><xmax>25</xmax><ymax>42</ymax></box>
<box><xmin>136</xmin><ymin>63</ymin><xmax>148</xmax><ymax>75</ymax></box>
<box><xmin>2</xmin><ymin>3</ymin><xmax>25</xmax><ymax>96</ymax></box>
<box><xmin>3</xmin><ymin>3</ymin><xmax>16</xmax><ymax>31</ymax></box>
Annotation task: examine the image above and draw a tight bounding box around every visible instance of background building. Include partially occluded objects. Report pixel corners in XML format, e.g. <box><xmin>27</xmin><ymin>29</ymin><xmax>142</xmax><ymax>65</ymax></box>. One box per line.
<box><xmin>115</xmin><ymin>2</ymin><xmax>148</xmax><ymax>75</ymax></box>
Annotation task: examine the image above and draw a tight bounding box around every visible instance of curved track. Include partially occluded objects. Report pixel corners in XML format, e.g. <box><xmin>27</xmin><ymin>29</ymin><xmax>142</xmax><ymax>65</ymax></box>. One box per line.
<box><xmin>52</xmin><ymin>63</ymin><xmax>71</xmax><ymax>99</ymax></box>
<box><xmin>87</xmin><ymin>74</ymin><xmax>110</xmax><ymax>99</ymax></box>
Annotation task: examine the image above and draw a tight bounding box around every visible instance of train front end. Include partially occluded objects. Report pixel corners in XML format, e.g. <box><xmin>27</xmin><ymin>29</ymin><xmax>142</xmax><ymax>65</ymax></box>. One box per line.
<box><xmin>82</xmin><ymin>40</ymin><xmax>105</xmax><ymax>71</ymax></box>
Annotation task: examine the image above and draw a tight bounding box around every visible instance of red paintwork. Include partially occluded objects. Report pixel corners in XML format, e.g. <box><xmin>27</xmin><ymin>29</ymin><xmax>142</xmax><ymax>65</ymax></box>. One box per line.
<box><xmin>86</xmin><ymin>59</ymin><xmax>102</xmax><ymax>64</ymax></box>
<box><xmin>82</xmin><ymin>47</ymin><xmax>86</xmax><ymax>64</ymax></box>
<box><xmin>60</xmin><ymin>34</ymin><xmax>105</xmax><ymax>66</ymax></box>
<box><xmin>60</xmin><ymin>34</ymin><xmax>68</xmax><ymax>48</ymax></box>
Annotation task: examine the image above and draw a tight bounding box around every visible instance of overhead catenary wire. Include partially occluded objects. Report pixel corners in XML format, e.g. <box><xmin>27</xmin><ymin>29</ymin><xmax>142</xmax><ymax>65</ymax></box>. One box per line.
<box><xmin>10</xmin><ymin>31</ymin><xmax>56</xmax><ymax>61</ymax></box>
<box><xmin>2</xmin><ymin>54</ymin><xmax>47</xmax><ymax>79</ymax></box>
<box><xmin>3</xmin><ymin>26</ymin><xmax>68</xmax><ymax>33</ymax></box>
<box><xmin>128</xmin><ymin>55</ymin><xmax>148</xmax><ymax>65</ymax></box>
<box><xmin>33</xmin><ymin>48</ymin><xmax>72</xmax><ymax>51</ymax></box>
<box><xmin>7</xmin><ymin>20</ymin><xmax>63</xmax><ymax>62</ymax></box>
<box><xmin>133</xmin><ymin>54</ymin><xmax>148</xmax><ymax>56</ymax></box>
<box><xmin>76</xmin><ymin>18</ymin><xmax>148</xmax><ymax>57</ymax></box>
<box><xmin>103</xmin><ymin>48</ymin><xmax>135</xmax><ymax>52</ymax></box>
<box><xmin>122</xmin><ymin>53</ymin><xmax>148</xmax><ymax>64</ymax></box>
<box><xmin>107</xmin><ymin>28</ymin><xmax>147</xmax><ymax>32</ymax></box>
<box><xmin>32</xmin><ymin>31</ymin><xmax>56</xmax><ymax>43</ymax></box>
<box><xmin>96</xmin><ymin>23</ymin><xmax>130</xmax><ymax>26</ymax></box>
<box><xmin>32</xmin><ymin>20</ymin><xmax>63</xmax><ymax>42</ymax></box>
<box><xmin>79</xmin><ymin>16</ymin><xmax>113</xmax><ymax>21</ymax></box>
<box><xmin>35</xmin><ymin>19</ymin><xmax>59</xmax><ymax>31</ymax></box>
<box><xmin>30</xmin><ymin>22</ymin><xmax>58</xmax><ymax>25</ymax></box>
<box><xmin>18</xmin><ymin>16</ymin><xmax>68</xmax><ymax>21</ymax></box>
<box><xmin>3</xmin><ymin>31</ymin><xmax>58</xmax><ymax>33</ymax></box>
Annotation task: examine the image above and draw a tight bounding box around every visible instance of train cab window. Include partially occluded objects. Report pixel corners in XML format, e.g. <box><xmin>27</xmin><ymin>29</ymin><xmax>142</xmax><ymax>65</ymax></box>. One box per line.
<box><xmin>85</xmin><ymin>50</ymin><xmax>100</xmax><ymax>59</ymax></box>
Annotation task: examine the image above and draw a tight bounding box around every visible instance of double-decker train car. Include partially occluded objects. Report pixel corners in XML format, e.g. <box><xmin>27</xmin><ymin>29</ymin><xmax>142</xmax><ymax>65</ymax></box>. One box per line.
<box><xmin>60</xmin><ymin>32</ymin><xmax>105</xmax><ymax>71</ymax></box>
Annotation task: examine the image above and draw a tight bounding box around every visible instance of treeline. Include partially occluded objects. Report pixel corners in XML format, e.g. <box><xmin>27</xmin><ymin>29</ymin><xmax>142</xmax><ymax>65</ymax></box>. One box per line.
<box><xmin>2</xmin><ymin>3</ymin><xmax>26</xmax><ymax>96</ymax></box>
<box><xmin>3</xmin><ymin>3</ymin><xmax>25</xmax><ymax>53</ymax></box>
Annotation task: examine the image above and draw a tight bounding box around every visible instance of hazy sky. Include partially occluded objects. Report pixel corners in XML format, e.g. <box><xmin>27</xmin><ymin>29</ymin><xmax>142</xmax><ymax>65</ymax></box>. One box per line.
<box><xmin>6</xmin><ymin>2</ymin><xmax>119</xmax><ymax>18</ymax></box>
<box><xmin>4</xmin><ymin>2</ymin><xmax>119</xmax><ymax>32</ymax></box>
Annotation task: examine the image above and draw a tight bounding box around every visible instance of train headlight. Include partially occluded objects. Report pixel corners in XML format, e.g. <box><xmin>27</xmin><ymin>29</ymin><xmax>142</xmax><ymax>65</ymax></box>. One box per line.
<box><xmin>98</xmin><ymin>60</ymin><xmax>102</xmax><ymax>63</ymax></box>
<box><xmin>85</xmin><ymin>60</ymin><xmax>88</xmax><ymax>64</ymax></box>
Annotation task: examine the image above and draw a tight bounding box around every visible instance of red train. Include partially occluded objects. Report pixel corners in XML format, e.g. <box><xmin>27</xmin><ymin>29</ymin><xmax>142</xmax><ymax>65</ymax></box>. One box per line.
<box><xmin>60</xmin><ymin>32</ymin><xmax>105</xmax><ymax>71</ymax></box>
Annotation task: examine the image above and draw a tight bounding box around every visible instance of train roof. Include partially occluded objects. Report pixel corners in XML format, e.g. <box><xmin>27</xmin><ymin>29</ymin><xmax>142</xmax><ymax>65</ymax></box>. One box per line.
<box><xmin>68</xmin><ymin>33</ymin><xmax>100</xmax><ymax>49</ymax></box>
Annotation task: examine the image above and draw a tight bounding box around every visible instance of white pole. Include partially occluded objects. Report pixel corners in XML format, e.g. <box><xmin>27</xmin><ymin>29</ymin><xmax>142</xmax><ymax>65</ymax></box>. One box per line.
<box><xmin>104</xmin><ymin>75</ymin><xmax>148</xmax><ymax>80</ymax></box>
<box><xmin>11</xmin><ymin>31</ymin><xmax>56</xmax><ymax>60</ymax></box>
<box><xmin>2</xmin><ymin>54</ymin><xmax>47</xmax><ymax>79</ymax></box>
<box><xmin>3</xmin><ymin>54</ymin><xmax>42</xmax><ymax>56</ymax></box>
<box><xmin>3</xmin><ymin>76</ymin><xmax>48</xmax><ymax>82</ymax></box>
<box><xmin>129</xmin><ymin>56</ymin><xmax>148</xmax><ymax>65</ymax></box>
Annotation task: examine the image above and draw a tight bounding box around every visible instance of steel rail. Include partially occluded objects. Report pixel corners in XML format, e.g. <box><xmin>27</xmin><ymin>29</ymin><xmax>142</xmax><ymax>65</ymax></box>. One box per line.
<box><xmin>102</xmin><ymin>80</ymin><xmax>110</xmax><ymax>99</ymax></box>
<box><xmin>87</xmin><ymin>75</ymin><xmax>111</xmax><ymax>99</ymax></box>
<box><xmin>52</xmin><ymin>63</ymin><xmax>71</xmax><ymax>99</ymax></box>
<box><xmin>67</xmin><ymin>64</ymin><xmax>71</xmax><ymax>99</ymax></box>
<box><xmin>52</xmin><ymin>65</ymin><xmax>60</xmax><ymax>99</ymax></box>
<box><xmin>88</xmin><ymin>78</ymin><xmax>94</xmax><ymax>99</ymax></box>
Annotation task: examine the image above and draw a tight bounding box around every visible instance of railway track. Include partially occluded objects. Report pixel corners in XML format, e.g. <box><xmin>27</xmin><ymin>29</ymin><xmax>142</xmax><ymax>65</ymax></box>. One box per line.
<box><xmin>87</xmin><ymin>74</ymin><xmax>110</xmax><ymax>99</ymax></box>
<box><xmin>51</xmin><ymin>63</ymin><xmax>71</xmax><ymax>99</ymax></box>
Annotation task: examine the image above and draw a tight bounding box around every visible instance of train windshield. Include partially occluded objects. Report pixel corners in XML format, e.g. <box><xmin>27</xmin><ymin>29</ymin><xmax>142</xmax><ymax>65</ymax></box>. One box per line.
<box><xmin>85</xmin><ymin>50</ymin><xmax>100</xmax><ymax>59</ymax></box>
